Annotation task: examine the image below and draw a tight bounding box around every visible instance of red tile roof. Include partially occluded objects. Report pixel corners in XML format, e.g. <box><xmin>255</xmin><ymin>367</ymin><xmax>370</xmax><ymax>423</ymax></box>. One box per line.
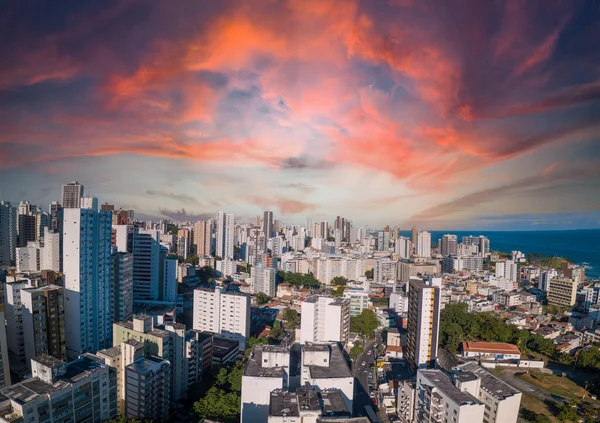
<box><xmin>461</xmin><ymin>341</ymin><xmax>521</xmax><ymax>355</ymax></box>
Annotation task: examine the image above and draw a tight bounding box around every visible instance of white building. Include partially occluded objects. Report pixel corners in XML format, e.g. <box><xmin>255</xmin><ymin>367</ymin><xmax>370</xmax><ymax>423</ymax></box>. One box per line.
<box><xmin>4</xmin><ymin>279</ymin><xmax>33</xmax><ymax>361</ymax></box>
<box><xmin>313</xmin><ymin>258</ymin><xmax>343</xmax><ymax>285</ymax></box>
<box><xmin>341</xmin><ymin>257</ymin><xmax>365</xmax><ymax>281</ymax></box>
<box><xmin>63</xmin><ymin>207</ymin><xmax>113</xmax><ymax>358</ymax></box>
<box><xmin>453</xmin><ymin>362</ymin><xmax>522</xmax><ymax>423</ymax></box>
<box><xmin>495</xmin><ymin>260</ymin><xmax>518</xmax><ymax>282</ymax></box>
<box><xmin>395</xmin><ymin>236</ymin><xmax>411</xmax><ymax>259</ymax></box>
<box><xmin>300</xmin><ymin>295</ymin><xmax>350</xmax><ymax>345</ymax></box>
<box><xmin>374</xmin><ymin>259</ymin><xmax>398</xmax><ymax>284</ymax></box>
<box><xmin>193</xmin><ymin>288</ymin><xmax>250</xmax><ymax>350</ymax></box>
<box><xmin>440</xmin><ymin>234</ymin><xmax>458</xmax><ymax>256</ymax></box>
<box><xmin>162</xmin><ymin>255</ymin><xmax>178</xmax><ymax>302</ymax></box>
<box><xmin>416</xmin><ymin>369</ymin><xmax>484</xmax><ymax>423</ymax></box>
<box><xmin>416</xmin><ymin>231</ymin><xmax>431</xmax><ymax>258</ymax></box>
<box><xmin>300</xmin><ymin>343</ymin><xmax>354</xmax><ymax>412</ymax></box>
<box><xmin>343</xmin><ymin>289</ymin><xmax>370</xmax><ymax>316</ymax></box>
<box><xmin>460</xmin><ymin>341</ymin><xmax>521</xmax><ymax>360</ymax></box>
<box><xmin>538</xmin><ymin>268</ymin><xmax>558</xmax><ymax>292</ymax></box>
<box><xmin>41</xmin><ymin>227</ymin><xmax>60</xmax><ymax>271</ymax></box>
<box><xmin>252</xmin><ymin>263</ymin><xmax>277</xmax><ymax>297</ymax></box>
<box><xmin>488</xmin><ymin>276</ymin><xmax>517</xmax><ymax>292</ymax></box>
<box><xmin>16</xmin><ymin>243</ymin><xmax>40</xmax><ymax>273</ymax></box>
<box><xmin>241</xmin><ymin>345</ymin><xmax>291</xmax><ymax>423</ymax></box>
<box><xmin>216</xmin><ymin>211</ymin><xmax>235</xmax><ymax>260</ymax></box>
<box><xmin>389</xmin><ymin>291</ymin><xmax>409</xmax><ymax>313</ymax></box>
<box><xmin>0</xmin><ymin>353</ymin><xmax>117</xmax><ymax>422</ymax></box>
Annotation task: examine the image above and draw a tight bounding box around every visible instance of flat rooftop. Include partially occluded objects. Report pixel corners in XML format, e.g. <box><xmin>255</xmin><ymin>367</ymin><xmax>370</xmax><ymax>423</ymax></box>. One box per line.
<box><xmin>320</xmin><ymin>390</ymin><xmax>350</xmax><ymax>415</ymax></box>
<box><xmin>455</xmin><ymin>362</ymin><xmax>520</xmax><ymax>400</ymax></box>
<box><xmin>269</xmin><ymin>391</ymin><xmax>300</xmax><ymax>417</ymax></box>
<box><xmin>114</xmin><ymin>320</ymin><xmax>170</xmax><ymax>339</ymax></box>
<box><xmin>244</xmin><ymin>345</ymin><xmax>287</xmax><ymax>378</ymax></box>
<box><xmin>419</xmin><ymin>370</ymin><xmax>479</xmax><ymax>405</ymax></box>
<box><xmin>303</xmin><ymin>343</ymin><xmax>352</xmax><ymax>379</ymax></box>
<box><xmin>127</xmin><ymin>356</ymin><xmax>167</xmax><ymax>374</ymax></box>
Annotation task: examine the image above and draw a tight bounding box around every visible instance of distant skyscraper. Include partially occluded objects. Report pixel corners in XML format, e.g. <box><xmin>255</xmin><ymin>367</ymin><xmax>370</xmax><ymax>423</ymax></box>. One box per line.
<box><xmin>216</xmin><ymin>211</ymin><xmax>235</xmax><ymax>260</ymax></box>
<box><xmin>194</xmin><ymin>220</ymin><xmax>211</xmax><ymax>256</ymax></box>
<box><xmin>411</xmin><ymin>226</ymin><xmax>418</xmax><ymax>250</ymax></box>
<box><xmin>406</xmin><ymin>277</ymin><xmax>441</xmax><ymax>373</ymax></box>
<box><xmin>440</xmin><ymin>234</ymin><xmax>458</xmax><ymax>256</ymax></box>
<box><xmin>416</xmin><ymin>231</ymin><xmax>431</xmax><ymax>258</ymax></box>
<box><xmin>132</xmin><ymin>228</ymin><xmax>161</xmax><ymax>302</ymax></box>
<box><xmin>252</xmin><ymin>262</ymin><xmax>276</xmax><ymax>297</ymax></box>
<box><xmin>63</xmin><ymin>207</ymin><xmax>113</xmax><ymax>358</ymax></box>
<box><xmin>17</xmin><ymin>213</ymin><xmax>36</xmax><ymax>247</ymax></box>
<box><xmin>0</xmin><ymin>202</ymin><xmax>17</xmax><ymax>266</ymax></box>
<box><xmin>113</xmin><ymin>251</ymin><xmax>133</xmax><ymax>323</ymax></box>
<box><xmin>61</xmin><ymin>181</ymin><xmax>84</xmax><ymax>208</ymax></box>
<box><xmin>263</xmin><ymin>211</ymin><xmax>274</xmax><ymax>251</ymax></box>
<box><xmin>395</xmin><ymin>236</ymin><xmax>411</xmax><ymax>259</ymax></box>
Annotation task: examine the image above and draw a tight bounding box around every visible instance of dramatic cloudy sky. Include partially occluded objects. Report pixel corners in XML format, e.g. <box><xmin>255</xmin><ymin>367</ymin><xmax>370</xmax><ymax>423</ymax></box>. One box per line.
<box><xmin>1</xmin><ymin>0</ymin><xmax>599</xmax><ymax>229</ymax></box>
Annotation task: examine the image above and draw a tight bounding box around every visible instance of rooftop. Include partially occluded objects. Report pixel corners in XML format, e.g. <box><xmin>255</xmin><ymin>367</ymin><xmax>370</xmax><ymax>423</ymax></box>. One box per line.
<box><xmin>320</xmin><ymin>390</ymin><xmax>350</xmax><ymax>415</ymax></box>
<box><xmin>461</xmin><ymin>341</ymin><xmax>521</xmax><ymax>355</ymax></box>
<box><xmin>419</xmin><ymin>370</ymin><xmax>479</xmax><ymax>405</ymax></box>
<box><xmin>213</xmin><ymin>337</ymin><xmax>239</xmax><ymax>358</ymax></box>
<box><xmin>303</xmin><ymin>343</ymin><xmax>352</xmax><ymax>379</ymax></box>
<box><xmin>455</xmin><ymin>362</ymin><xmax>520</xmax><ymax>400</ymax></box>
<box><xmin>244</xmin><ymin>345</ymin><xmax>287</xmax><ymax>378</ymax></box>
<box><xmin>114</xmin><ymin>320</ymin><xmax>170</xmax><ymax>339</ymax></box>
<box><xmin>33</xmin><ymin>354</ymin><xmax>64</xmax><ymax>369</ymax></box>
<box><xmin>269</xmin><ymin>391</ymin><xmax>300</xmax><ymax>417</ymax></box>
<box><xmin>127</xmin><ymin>356</ymin><xmax>168</xmax><ymax>374</ymax></box>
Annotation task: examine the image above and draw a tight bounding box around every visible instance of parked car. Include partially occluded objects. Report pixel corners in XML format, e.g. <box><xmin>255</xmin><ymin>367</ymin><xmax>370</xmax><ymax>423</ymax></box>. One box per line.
<box><xmin>361</xmin><ymin>361</ymin><xmax>366</xmax><ymax>366</ymax></box>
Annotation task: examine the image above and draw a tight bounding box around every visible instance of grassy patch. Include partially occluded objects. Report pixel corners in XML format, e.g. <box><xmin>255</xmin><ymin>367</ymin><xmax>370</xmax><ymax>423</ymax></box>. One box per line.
<box><xmin>517</xmin><ymin>372</ymin><xmax>589</xmax><ymax>400</ymax></box>
<box><xmin>520</xmin><ymin>393</ymin><xmax>558</xmax><ymax>422</ymax></box>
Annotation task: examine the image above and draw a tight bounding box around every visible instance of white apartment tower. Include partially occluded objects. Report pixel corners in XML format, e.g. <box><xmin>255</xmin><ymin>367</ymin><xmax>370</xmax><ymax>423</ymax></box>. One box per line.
<box><xmin>495</xmin><ymin>260</ymin><xmax>518</xmax><ymax>282</ymax></box>
<box><xmin>416</xmin><ymin>231</ymin><xmax>431</xmax><ymax>258</ymax></box>
<box><xmin>61</xmin><ymin>181</ymin><xmax>84</xmax><ymax>208</ymax></box>
<box><xmin>63</xmin><ymin>207</ymin><xmax>113</xmax><ymax>358</ymax></box>
<box><xmin>395</xmin><ymin>236</ymin><xmax>411</xmax><ymax>259</ymax></box>
<box><xmin>216</xmin><ymin>211</ymin><xmax>235</xmax><ymax>260</ymax></box>
<box><xmin>406</xmin><ymin>277</ymin><xmax>441</xmax><ymax>372</ymax></box>
<box><xmin>300</xmin><ymin>295</ymin><xmax>350</xmax><ymax>345</ymax></box>
<box><xmin>252</xmin><ymin>262</ymin><xmax>277</xmax><ymax>297</ymax></box>
<box><xmin>193</xmin><ymin>288</ymin><xmax>250</xmax><ymax>349</ymax></box>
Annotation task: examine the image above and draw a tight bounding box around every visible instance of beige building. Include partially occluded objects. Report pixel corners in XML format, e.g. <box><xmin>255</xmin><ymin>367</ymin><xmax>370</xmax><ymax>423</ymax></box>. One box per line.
<box><xmin>548</xmin><ymin>277</ymin><xmax>578</xmax><ymax>307</ymax></box>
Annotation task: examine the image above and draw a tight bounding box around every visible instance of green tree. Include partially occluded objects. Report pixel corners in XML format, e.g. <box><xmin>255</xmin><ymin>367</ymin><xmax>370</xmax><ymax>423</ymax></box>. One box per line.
<box><xmin>282</xmin><ymin>308</ymin><xmax>300</xmax><ymax>328</ymax></box>
<box><xmin>277</xmin><ymin>271</ymin><xmax>320</xmax><ymax>288</ymax></box>
<box><xmin>270</xmin><ymin>320</ymin><xmax>284</xmax><ymax>340</ymax></box>
<box><xmin>227</xmin><ymin>361</ymin><xmax>244</xmax><ymax>394</ymax></box>
<box><xmin>185</xmin><ymin>254</ymin><xmax>199</xmax><ymax>265</ymax></box>
<box><xmin>557</xmin><ymin>402</ymin><xmax>578</xmax><ymax>422</ymax></box>
<box><xmin>350</xmin><ymin>342</ymin><xmax>364</xmax><ymax>359</ymax></box>
<box><xmin>332</xmin><ymin>285</ymin><xmax>346</xmax><ymax>297</ymax></box>
<box><xmin>244</xmin><ymin>336</ymin><xmax>268</xmax><ymax>356</ymax></box>
<box><xmin>440</xmin><ymin>321</ymin><xmax>463</xmax><ymax>353</ymax></box>
<box><xmin>327</xmin><ymin>236</ymin><xmax>335</xmax><ymax>242</ymax></box>
<box><xmin>194</xmin><ymin>386</ymin><xmax>240</xmax><ymax>422</ymax></box>
<box><xmin>331</xmin><ymin>276</ymin><xmax>348</xmax><ymax>286</ymax></box>
<box><xmin>255</xmin><ymin>292</ymin><xmax>269</xmax><ymax>306</ymax></box>
<box><xmin>351</xmin><ymin>309</ymin><xmax>379</xmax><ymax>338</ymax></box>
<box><xmin>364</xmin><ymin>269</ymin><xmax>374</xmax><ymax>279</ymax></box>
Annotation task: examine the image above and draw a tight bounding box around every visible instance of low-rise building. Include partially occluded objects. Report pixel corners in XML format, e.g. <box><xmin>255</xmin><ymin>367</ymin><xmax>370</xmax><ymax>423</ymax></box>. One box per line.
<box><xmin>460</xmin><ymin>342</ymin><xmax>521</xmax><ymax>360</ymax></box>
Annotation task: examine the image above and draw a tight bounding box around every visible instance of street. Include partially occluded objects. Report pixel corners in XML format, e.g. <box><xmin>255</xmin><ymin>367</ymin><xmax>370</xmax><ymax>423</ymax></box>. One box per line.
<box><xmin>353</xmin><ymin>332</ymin><xmax>383</xmax><ymax>417</ymax></box>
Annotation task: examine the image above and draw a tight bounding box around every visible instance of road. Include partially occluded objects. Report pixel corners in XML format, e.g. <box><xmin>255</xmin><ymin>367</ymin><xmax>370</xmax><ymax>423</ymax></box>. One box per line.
<box><xmin>353</xmin><ymin>332</ymin><xmax>383</xmax><ymax>417</ymax></box>
<box><xmin>498</xmin><ymin>369</ymin><xmax>564</xmax><ymax>406</ymax></box>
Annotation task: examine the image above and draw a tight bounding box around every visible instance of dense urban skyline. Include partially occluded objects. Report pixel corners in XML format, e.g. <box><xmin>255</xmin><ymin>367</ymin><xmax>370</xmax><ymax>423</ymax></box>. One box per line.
<box><xmin>1</xmin><ymin>1</ymin><xmax>600</xmax><ymax>229</ymax></box>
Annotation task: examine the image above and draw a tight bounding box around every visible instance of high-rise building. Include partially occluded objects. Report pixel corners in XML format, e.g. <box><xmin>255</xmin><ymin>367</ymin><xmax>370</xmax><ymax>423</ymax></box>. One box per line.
<box><xmin>41</xmin><ymin>227</ymin><xmax>60</xmax><ymax>271</ymax></box>
<box><xmin>125</xmin><ymin>356</ymin><xmax>171</xmax><ymax>421</ymax></box>
<box><xmin>263</xmin><ymin>210</ymin><xmax>274</xmax><ymax>250</ymax></box>
<box><xmin>0</xmin><ymin>202</ymin><xmax>17</xmax><ymax>266</ymax></box>
<box><xmin>440</xmin><ymin>234</ymin><xmax>458</xmax><ymax>256</ymax></box>
<box><xmin>16</xmin><ymin>242</ymin><xmax>40</xmax><ymax>273</ymax></box>
<box><xmin>0</xmin><ymin>354</ymin><xmax>117</xmax><ymax>422</ymax></box>
<box><xmin>416</xmin><ymin>231</ymin><xmax>431</xmax><ymax>258</ymax></box>
<box><xmin>538</xmin><ymin>268</ymin><xmax>558</xmax><ymax>292</ymax></box>
<box><xmin>161</xmin><ymin>255</ymin><xmax>178</xmax><ymax>302</ymax></box>
<box><xmin>548</xmin><ymin>277</ymin><xmax>578</xmax><ymax>307</ymax></box>
<box><xmin>61</xmin><ymin>181</ymin><xmax>84</xmax><ymax>208</ymax></box>
<box><xmin>215</xmin><ymin>211</ymin><xmax>235</xmax><ymax>260</ymax></box>
<box><xmin>300</xmin><ymin>295</ymin><xmax>350</xmax><ymax>344</ymax></box>
<box><xmin>252</xmin><ymin>262</ymin><xmax>277</xmax><ymax>297</ymax></box>
<box><xmin>495</xmin><ymin>260</ymin><xmax>518</xmax><ymax>282</ymax></box>
<box><xmin>395</xmin><ymin>236</ymin><xmax>411</xmax><ymax>259</ymax></box>
<box><xmin>113</xmin><ymin>251</ymin><xmax>134</xmax><ymax>323</ymax></box>
<box><xmin>132</xmin><ymin>228</ymin><xmax>161</xmax><ymax>302</ymax></box>
<box><xmin>63</xmin><ymin>206</ymin><xmax>113</xmax><ymax>357</ymax></box>
<box><xmin>97</xmin><ymin>339</ymin><xmax>144</xmax><ymax>415</ymax></box>
<box><xmin>194</xmin><ymin>219</ymin><xmax>211</xmax><ymax>256</ymax></box>
<box><xmin>4</xmin><ymin>278</ymin><xmax>33</xmax><ymax>361</ymax></box>
<box><xmin>406</xmin><ymin>277</ymin><xmax>441</xmax><ymax>373</ymax></box>
<box><xmin>0</xmin><ymin>306</ymin><xmax>11</xmax><ymax>388</ymax></box>
<box><xmin>374</xmin><ymin>259</ymin><xmax>398</xmax><ymax>283</ymax></box>
<box><xmin>17</xmin><ymin>213</ymin><xmax>36</xmax><ymax>247</ymax></box>
<box><xmin>193</xmin><ymin>288</ymin><xmax>251</xmax><ymax>349</ymax></box>
<box><xmin>411</xmin><ymin>226</ymin><xmax>418</xmax><ymax>249</ymax></box>
<box><xmin>21</xmin><ymin>284</ymin><xmax>66</xmax><ymax>365</ymax></box>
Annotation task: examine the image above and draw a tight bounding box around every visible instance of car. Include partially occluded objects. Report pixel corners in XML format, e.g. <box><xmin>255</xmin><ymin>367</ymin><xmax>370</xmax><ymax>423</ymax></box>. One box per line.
<box><xmin>361</xmin><ymin>361</ymin><xmax>366</xmax><ymax>366</ymax></box>
<box><xmin>369</xmin><ymin>385</ymin><xmax>374</xmax><ymax>391</ymax></box>
<box><xmin>367</xmin><ymin>350</ymin><xmax>372</xmax><ymax>355</ymax></box>
<box><xmin>369</xmin><ymin>392</ymin><xmax>376</xmax><ymax>398</ymax></box>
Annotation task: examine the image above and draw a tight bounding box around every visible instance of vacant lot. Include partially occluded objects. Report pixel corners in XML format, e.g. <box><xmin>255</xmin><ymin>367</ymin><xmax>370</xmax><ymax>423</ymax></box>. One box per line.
<box><xmin>517</xmin><ymin>372</ymin><xmax>588</xmax><ymax>400</ymax></box>
<box><xmin>520</xmin><ymin>393</ymin><xmax>558</xmax><ymax>422</ymax></box>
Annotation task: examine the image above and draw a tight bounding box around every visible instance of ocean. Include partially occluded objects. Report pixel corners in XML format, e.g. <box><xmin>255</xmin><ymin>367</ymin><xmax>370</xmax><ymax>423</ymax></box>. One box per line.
<box><xmin>398</xmin><ymin>229</ymin><xmax>600</xmax><ymax>280</ymax></box>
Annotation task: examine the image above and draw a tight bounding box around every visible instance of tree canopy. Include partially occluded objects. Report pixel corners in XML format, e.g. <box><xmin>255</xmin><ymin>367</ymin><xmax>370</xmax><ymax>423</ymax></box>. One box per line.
<box><xmin>351</xmin><ymin>309</ymin><xmax>379</xmax><ymax>338</ymax></box>
<box><xmin>331</xmin><ymin>285</ymin><xmax>346</xmax><ymax>297</ymax></box>
<box><xmin>439</xmin><ymin>303</ymin><xmax>555</xmax><ymax>356</ymax></box>
<box><xmin>255</xmin><ymin>292</ymin><xmax>269</xmax><ymax>306</ymax></box>
<box><xmin>194</xmin><ymin>361</ymin><xmax>244</xmax><ymax>423</ymax></box>
<box><xmin>364</xmin><ymin>269</ymin><xmax>374</xmax><ymax>279</ymax></box>
<box><xmin>245</xmin><ymin>336</ymin><xmax>268</xmax><ymax>357</ymax></box>
<box><xmin>331</xmin><ymin>276</ymin><xmax>348</xmax><ymax>286</ymax></box>
<box><xmin>350</xmin><ymin>342</ymin><xmax>364</xmax><ymax>359</ymax></box>
<box><xmin>282</xmin><ymin>308</ymin><xmax>300</xmax><ymax>328</ymax></box>
<box><xmin>278</xmin><ymin>271</ymin><xmax>320</xmax><ymax>288</ymax></box>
